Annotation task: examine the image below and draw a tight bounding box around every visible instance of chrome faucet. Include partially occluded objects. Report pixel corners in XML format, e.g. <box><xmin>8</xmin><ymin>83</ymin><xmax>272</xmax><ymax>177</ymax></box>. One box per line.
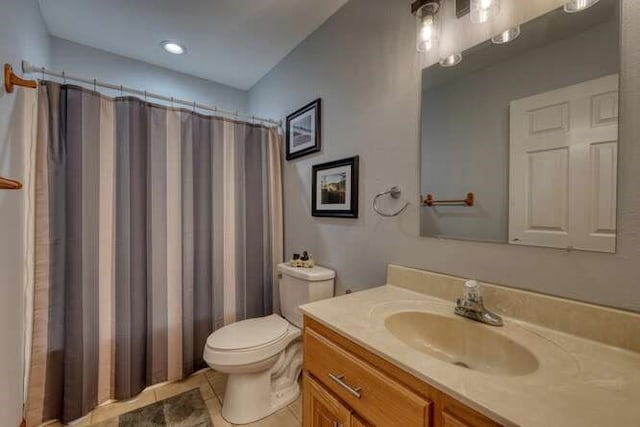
<box><xmin>455</xmin><ymin>280</ymin><xmax>503</xmax><ymax>326</ymax></box>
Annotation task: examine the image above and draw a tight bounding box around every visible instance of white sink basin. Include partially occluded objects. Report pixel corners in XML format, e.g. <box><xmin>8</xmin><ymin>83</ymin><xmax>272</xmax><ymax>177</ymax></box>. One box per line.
<box><xmin>384</xmin><ymin>311</ymin><xmax>539</xmax><ymax>376</ymax></box>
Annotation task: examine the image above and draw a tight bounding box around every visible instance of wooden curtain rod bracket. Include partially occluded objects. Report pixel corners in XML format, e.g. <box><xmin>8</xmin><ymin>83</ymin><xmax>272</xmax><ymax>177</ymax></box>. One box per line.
<box><xmin>1</xmin><ymin>64</ymin><xmax>32</xmax><ymax>190</ymax></box>
<box><xmin>0</xmin><ymin>176</ymin><xmax>23</xmax><ymax>190</ymax></box>
<box><xmin>4</xmin><ymin>63</ymin><xmax>37</xmax><ymax>94</ymax></box>
<box><xmin>422</xmin><ymin>192</ymin><xmax>474</xmax><ymax>207</ymax></box>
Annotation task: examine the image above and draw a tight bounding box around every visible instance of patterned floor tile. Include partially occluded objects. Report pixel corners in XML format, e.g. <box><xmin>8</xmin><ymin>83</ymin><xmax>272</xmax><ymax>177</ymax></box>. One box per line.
<box><xmin>241</xmin><ymin>408</ymin><xmax>300</xmax><ymax>427</ymax></box>
<box><xmin>204</xmin><ymin>370</ymin><xmax>227</xmax><ymax>397</ymax></box>
<box><xmin>204</xmin><ymin>398</ymin><xmax>232</xmax><ymax>427</ymax></box>
<box><xmin>287</xmin><ymin>395</ymin><xmax>302</xmax><ymax>422</ymax></box>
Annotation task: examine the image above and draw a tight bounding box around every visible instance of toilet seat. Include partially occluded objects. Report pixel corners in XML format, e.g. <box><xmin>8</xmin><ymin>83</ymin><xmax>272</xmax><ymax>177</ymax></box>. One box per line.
<box><xmin>206</xmin><ymin>314</ymin><xmax>289</xmax><ymax>351</ymax></box>
<box><xmin>204</xmin><ymin>314</ymin><xmax>301</xmax><ymax>369</ymax></box>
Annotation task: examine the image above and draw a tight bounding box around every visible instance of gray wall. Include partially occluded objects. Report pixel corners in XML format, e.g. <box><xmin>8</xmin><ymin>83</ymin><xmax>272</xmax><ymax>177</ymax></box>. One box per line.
<box><xmin>248</xmin><ymin>0</ymin><xmax>640</xmax><ymax>312</ymax></box>
<box><xmin>421</xmin><ymin>18</ymin><xmax>619</xmax><ymax>242</ymax></box>
<box><xmin>0</xmin><ymin>0</ymin><xmax>49</xmax><ymax>423</ymax></box>
<box><xmin>51</xmin><ymin>37</ymin><xmax>248</xmax><ymax>112</ymax></box>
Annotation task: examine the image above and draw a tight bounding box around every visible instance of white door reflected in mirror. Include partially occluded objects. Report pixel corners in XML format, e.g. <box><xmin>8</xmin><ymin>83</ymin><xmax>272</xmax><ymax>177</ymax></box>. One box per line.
<box><xmin>509</xmin><ymin>75</ymin><xmax>618</xmax><ymax>253</ymax></box>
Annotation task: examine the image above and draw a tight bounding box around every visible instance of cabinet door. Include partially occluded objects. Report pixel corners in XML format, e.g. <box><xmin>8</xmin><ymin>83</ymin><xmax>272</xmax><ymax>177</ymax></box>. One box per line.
<box><xmin>443</xmin><ymin>411</ymin><xmax>471</xmax><ymax>427</ymax></box>
<box><xmin>440</xmin><ymin>395</ymin><xmax>501</xmax><ymax>427</ymax></box>
<box><xmin>350</xmin><ymin>414</ymin><xmax>372</xmax><ymax>427</ymax></box>
<box><xmin>304</xmin><ymin>374</ymin><xmax>352</xmax><ymax>427</ymax></box>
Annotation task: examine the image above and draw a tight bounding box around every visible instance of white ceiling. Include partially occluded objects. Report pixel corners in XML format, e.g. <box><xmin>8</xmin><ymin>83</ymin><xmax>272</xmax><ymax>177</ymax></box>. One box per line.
<box><xmin>38</xmin><ymin>0</ymin><xmax>349</xmax><ymax>90</ymax></box>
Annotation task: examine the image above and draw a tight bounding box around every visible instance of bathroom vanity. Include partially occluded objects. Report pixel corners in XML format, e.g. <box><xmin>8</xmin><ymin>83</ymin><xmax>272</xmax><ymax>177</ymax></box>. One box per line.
<box><xmin>303</xmin><ymin>316</ymin><xmax>500</xmax><ymax>427</ymax></box>
<box><xmin>300</xmin><ymin>265</ymin><xmax>640</xmax><ymax>427</ymax></box>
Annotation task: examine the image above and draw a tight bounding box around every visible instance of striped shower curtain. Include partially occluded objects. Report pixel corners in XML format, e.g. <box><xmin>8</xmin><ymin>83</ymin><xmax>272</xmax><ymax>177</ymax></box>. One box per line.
<box><xmin>25</xmin><ymin>81</ymin><xmax>283</xmax><ymax>425</ymax></box>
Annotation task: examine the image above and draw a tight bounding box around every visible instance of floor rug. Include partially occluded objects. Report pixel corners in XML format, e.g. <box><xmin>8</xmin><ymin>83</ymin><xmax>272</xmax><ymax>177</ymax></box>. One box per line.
<box><xmin>92</xmin><ymin>388</ymin><xmax>212</xmax><ymax>427</ymax></box>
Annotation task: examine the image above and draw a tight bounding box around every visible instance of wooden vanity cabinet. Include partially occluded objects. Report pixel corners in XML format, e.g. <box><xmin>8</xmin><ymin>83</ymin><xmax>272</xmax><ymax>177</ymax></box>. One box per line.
<box><xmin>304</xmin><ymin>374</ymin><xmax>352</xmax><ymax>427</ymax></box>
<box><xmin>303</xmin><ymin>316</ymin><xmax>502</xmax><ymax>427</ymax></box>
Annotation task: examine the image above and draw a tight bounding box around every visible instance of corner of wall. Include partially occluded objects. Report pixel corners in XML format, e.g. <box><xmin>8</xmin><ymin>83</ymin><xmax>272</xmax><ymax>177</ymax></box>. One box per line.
<box><xmin>0</xmin><ymin>0</ymin><xmax>51</xmax><ymax>424</ymax></box>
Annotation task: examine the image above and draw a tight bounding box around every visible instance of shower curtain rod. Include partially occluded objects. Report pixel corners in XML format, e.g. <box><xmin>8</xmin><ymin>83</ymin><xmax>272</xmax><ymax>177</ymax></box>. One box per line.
<box><xmin>16</xmin><ymin>60</ymin><xmax>282</xmax><ymax>127</ymax></box>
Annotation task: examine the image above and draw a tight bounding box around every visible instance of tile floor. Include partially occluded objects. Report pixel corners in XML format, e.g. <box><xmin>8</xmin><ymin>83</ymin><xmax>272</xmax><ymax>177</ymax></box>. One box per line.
<box><xmin>45</xmin><ymin>369</ymin><xmax>301</xmax><ymax>427</ymax></box>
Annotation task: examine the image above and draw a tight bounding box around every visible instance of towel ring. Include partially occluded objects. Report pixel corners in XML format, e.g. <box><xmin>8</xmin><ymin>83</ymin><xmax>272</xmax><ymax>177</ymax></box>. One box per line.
<box><xmin>373</xmin><ymin>186</ymin><xmax>410</xmax><ymax>217</ymax></box>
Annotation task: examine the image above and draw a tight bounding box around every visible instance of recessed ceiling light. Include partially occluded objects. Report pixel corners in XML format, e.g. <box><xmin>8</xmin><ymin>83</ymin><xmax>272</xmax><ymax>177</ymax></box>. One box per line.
<box><xmin>563</xmin><ymin>0</ymin><xmax>600</xmax><ymax>13</ymax></box>
<box><xmin>491</xmin><ymin>26</ymin><xmax>521</xmax><ymax>44</ymax></box>
<box><xmin>161</xmin><ymin>41</ymin><xmax>186</xmax><ymax>55</ymax></box>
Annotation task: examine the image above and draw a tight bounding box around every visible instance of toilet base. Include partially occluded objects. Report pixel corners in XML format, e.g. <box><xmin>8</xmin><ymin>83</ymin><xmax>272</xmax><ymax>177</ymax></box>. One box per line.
<box><xmin>221</xmin><ymin>340</ymin><xmax>302</xmax><ymax>425</ymax></box>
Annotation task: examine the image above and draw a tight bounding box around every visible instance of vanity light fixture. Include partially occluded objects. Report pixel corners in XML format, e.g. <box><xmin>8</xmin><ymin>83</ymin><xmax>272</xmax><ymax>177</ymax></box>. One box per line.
<box><xmin>491</xmin><ymin>25</ymin><xmax>521</xmax><ymax>44</ymax></box>
<box><xmin>439</xmin><ymin>53</ymin><xmax>462</xmax><ymax>67</ymax></box>
<box><xmin>411</xmin><ymin>0</ymin><xmax>441</xmax><ymax>52</ymax></box>
<box><xmin>564</xmin><ymin>0</ymin><xmax>600</xmax><ymax>13</ymax></box>
<box><xmin>161</xmin><ymin>40</ymin><xmax>186</xmax><ymax>55</ymax></box>
<box><xmin>470</xmin><ymin>0</ymin><xmax>500</xmax><ymax>24</ymax></box>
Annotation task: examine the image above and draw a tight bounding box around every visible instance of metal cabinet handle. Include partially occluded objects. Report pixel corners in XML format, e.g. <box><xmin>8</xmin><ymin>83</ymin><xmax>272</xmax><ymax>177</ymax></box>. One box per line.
<box><xmin>332</xmin><ymin>423</ymin><xmax>342</xmax><ymax>427</ymax></box>
<box><xmin>328</xmin><ymin>373</ymin><xmax>362</xmax><ymax>399</ymax></box>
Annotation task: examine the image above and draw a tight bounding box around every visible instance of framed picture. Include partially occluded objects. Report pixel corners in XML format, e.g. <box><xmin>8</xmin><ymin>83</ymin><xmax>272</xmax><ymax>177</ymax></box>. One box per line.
<box><xmin>312</xmin><ymin>156</ymin><xmax>359</xmax><ymax>218</ymax></box>
<box><xmin>286</xmin><ymin>98</ymin><xmax>321</xmax><ymax>160</ymax></box>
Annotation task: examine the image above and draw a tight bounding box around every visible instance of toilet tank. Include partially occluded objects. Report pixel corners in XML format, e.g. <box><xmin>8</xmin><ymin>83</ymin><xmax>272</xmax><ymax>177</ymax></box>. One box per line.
<box><xmin>278</xmin><ymin>263</ymin><xmax>335</xmax><ymax>328</ymax></box>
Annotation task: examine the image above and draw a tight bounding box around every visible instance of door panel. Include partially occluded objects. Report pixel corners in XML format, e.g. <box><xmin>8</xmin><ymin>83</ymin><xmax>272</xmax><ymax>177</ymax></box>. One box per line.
<box><xmin>590</xmin><ymin>141</ymin><xmax>617</xmax><ymax>233</ymax></box>
<box><xmin>527</xmin><ymin>148</ymin><xmax>569</xmax><ymax>230</ymax></box>
<box><xmin>528</xmin><ymin>102</ymin><xmax>569</xmax><ymax>135</ymax></box>
<box><xmin>591</xmin><ymin>90</ymin><xmax>618</xmax><ymax>128</ymax></box>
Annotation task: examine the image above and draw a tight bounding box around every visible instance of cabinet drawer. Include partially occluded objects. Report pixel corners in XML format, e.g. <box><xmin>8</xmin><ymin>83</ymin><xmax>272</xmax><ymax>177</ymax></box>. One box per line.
<box><xmin>304</xmin><ymin>327</ymin><xmax>431</xmax><ymax>427</ymax></box>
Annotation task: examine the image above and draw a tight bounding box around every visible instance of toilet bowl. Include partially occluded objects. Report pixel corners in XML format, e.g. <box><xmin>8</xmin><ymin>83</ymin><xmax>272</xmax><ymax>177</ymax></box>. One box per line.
<box><xmin>203</xmin><ymin>263</ymin><xmax>335</xmax><ymax>424</ymax></box>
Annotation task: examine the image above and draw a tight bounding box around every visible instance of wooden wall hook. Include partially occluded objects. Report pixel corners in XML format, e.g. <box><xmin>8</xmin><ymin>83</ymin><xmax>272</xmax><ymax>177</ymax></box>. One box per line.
<box><xmin>4</xmin><ymin>63</ymin><xmax>37</xmax><ymax>94</ymax></box>
<box><xmin>0</xmin><ymin>176</ymin><xmax>23</xmax><ymax>190</ymax></box>
<box><xmin>1</xmin><ymin>64</ymin><xmax>31</xmax><ymax>190</ymax></box>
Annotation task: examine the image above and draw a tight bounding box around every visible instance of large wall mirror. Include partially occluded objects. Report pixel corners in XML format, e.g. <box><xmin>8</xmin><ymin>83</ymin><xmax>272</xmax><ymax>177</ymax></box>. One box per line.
<box><xmin>419</xmin><ymin>0</ymin><xmax>620</xmax><ymax>253</ymax></box>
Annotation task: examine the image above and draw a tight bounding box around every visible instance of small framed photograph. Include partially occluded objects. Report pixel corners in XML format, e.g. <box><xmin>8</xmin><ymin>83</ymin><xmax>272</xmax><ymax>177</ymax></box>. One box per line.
<box><xmin>286</xmin><ymin>98</ymin><xmax>321</xmax><ymax>160</ymax></box>
<box><xmin>312</xmin><ymin>156</ymin><xmax>359</xmax><ymax>218</ymax></box>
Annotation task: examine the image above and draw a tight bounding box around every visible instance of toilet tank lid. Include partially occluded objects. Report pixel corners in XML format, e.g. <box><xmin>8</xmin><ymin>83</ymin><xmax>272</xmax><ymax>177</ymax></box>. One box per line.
<box><xmin>278</xmin><ymin>263</ymin><xmax>335</xmax><ymax>281</ymax></box>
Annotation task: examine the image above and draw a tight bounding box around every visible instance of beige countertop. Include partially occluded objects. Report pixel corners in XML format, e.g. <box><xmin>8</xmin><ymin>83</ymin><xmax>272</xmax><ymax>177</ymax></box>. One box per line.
<box><xmin>300</xmin><ymin>285</ymin><xmax>640</xmax><ymax>427</ymax></box>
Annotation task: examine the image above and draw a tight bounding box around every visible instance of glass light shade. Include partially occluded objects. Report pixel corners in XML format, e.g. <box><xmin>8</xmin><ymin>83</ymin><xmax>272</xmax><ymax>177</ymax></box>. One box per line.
<box><xmin>470</xmin><ymin>0</ymin><xmax>501</xmax><ymax>24</ymax></box>
<box><xmin>564</xmin><ymin>0</ymin><xmax>600</xmax><ymax>13</ymax></box>
<box><xmin>491</xmin><ymin>25</ymin><xmax>521</xmax><ymax>44</ymax></box>
<box><xmin>439</xmin><ymin>52</ymin><xmax>462</xmax><ymax>67</ymax></box>
<box><xmin>416</xmin><ymin>3</ymin><xmax>441</xmax><ymax>52</ymax></box>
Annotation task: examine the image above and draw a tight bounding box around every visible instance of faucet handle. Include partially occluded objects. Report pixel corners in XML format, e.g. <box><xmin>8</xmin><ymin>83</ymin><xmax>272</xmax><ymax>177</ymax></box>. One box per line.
<box><xmin>464</xmin><ymin>280</ymin><xmax>481</xmax><ymax>301</ymax></box>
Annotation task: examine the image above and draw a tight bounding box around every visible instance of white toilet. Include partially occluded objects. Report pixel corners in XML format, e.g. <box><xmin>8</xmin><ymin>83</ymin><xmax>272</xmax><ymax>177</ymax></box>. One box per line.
<box><xmin>203</xmin><ymin>263</ymin><xmax>335</xmax><ymax>424</ymax></box>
